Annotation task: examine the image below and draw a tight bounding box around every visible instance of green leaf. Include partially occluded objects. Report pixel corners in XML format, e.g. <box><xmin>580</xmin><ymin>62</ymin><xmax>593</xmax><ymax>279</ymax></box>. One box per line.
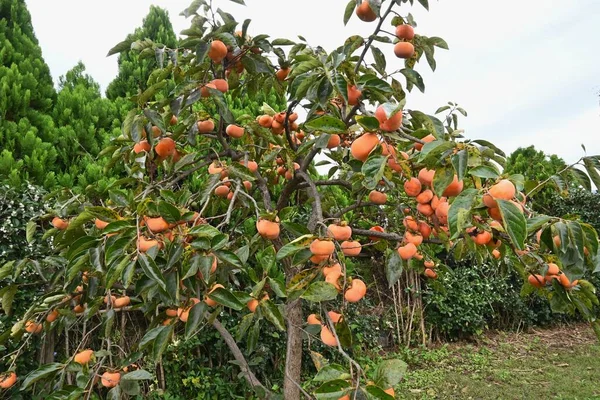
<box><xmin>343</xmin><ymin>0</ymin><xmax>354</xmax><ymax>25</ymax></box>
<box><xmin>289</xmin><ymin>58</ymin><xmax>321</xmax><ymax>79</ymax></box>
<box><xmin>472</xmin><ymin>139</ymin><xmax>506</xmax><ymax>157</ymax></box>
<box><xmin>208</xmin><ymin>287</ymin><xmax>245</xmax><ymax>310</ymax></box>
<box><xmin>371</xmin><ymin>46</ymin><xmax>387</xmax><ymax>74</ymax></box>
<box><xmin>185</xmin><ymin>302</ymin><xmax>207</xmax><ymax>339</ymax></box>
<box><xmin>272</xmin><ymin>38</ymin><xmax>295</xmax><ymax>45</ymax></box>
<box><xmin>153</xmin><ymin>325</ymin><xmax>173</xmax><ymax>361</ymax></box>
<box><xmin>451</xmin><ymin>149</ymin><xmax>468</xmax><ymax>181</ymax></box>
<box><xmin>276</xmin><ymin>235</ymin><xmax>312</xmax><ymax>260</ymax></box>
<box><xmin>386</xmin><ymin>250</ymin><xmax>403</xmax><ymax>287</ymax></box>
<box><xmin>139</xmin><ymin>326</ymin><xmax>165</xmax><ymax>351</ymax></box>
<box><xmin>26</xmin><ymin>221</ymin><xmax>36</xmax><ymax>244</ymax></box>
<box><xmin>214</xmin><ymin>250</ymin><xmax>243</xmax><ymax>269</ymax></box>
<box><xmin>374</xmin><ymin>359</ymin><xmax>408</xmax><ymax>388</ymax></box>
<box><xmin>301</xmin><ymin>282</ymin><xmax>339</xmax><ymax>302</ymax></box>
<box><xmin>401</xmin><ymin>68</ymin><xmax>425</xmax><ymax>92</ymax></box>
<box><xmin>355</xmin><ymin>116</ymin><xmax>380</xmax><ymax>131</ymax></box>
<box><xmin>497</xmin><ymin>199</ymin><xmax>527</xmax><ymax>250</ymax></box>
<box><xmin>138</xmin><ymin>254</ymin><xmax>166</xmax><ymax>291</ymax></box>
<box><xmin>158</xmin><ymin>202</ymin><xmax>181</xmax><ymax>224</ymax></box>
<box><xmin>313</xmin><ymin>364</ymin><xmax>351</xmax><ymax>382</ymax></box>
<box><xmin>526</xmin><ymin>215</ymin><xmax>552</xmax><ymax>235</ymax></box>
<box><xmin>304</xmin><ymin>115</ymin><xmax>346</xmax><ymax>133</ymax></box>
<box><xmin>21</xmin><ymin>363</ymin><xmax>64</xmax><ymax>390</ymax></box>
<box><xmin>314</xmin><ymin>379</ymin><xmax>350</xmax><ymax>397</ymax></box>
<box><xmin>583</xmin><ymin>157</ymin><xmax>600</xmax><ymax>189</ymax></box>
<box><xmin>469</xmin><ymin>165</ymin><xmax>500</xmax><ymax>179</ymax></box>
<box><xmin>362</xmin><ymin>155</ymin><xmax>387</xmax><ymax>190</ymax></box>
<box><xmin>428</xmin><ymin>36</ymin><xmax>449</xmax><ymax>50</ymax></box>
<box><xmin>189</xmin><ymin>224</ymin><xmax>222</xmax><ymax>238</ymax></box>
<box><xmin>107</xmin><ymin>38</ymin><xmax>133</xmax><ymax>56</ymax></box>
<box><xmin>417</xmin><ymin>0</ymin><xmax>429</xmax><ymax>10</ymax></box>
<box><xmin>448</xmin><ymin>188</ymin><xmax>478</xmax><ymax>238</ymax></box>
<box><xmin>418</xmin><ymin>140</ymin><xmax>454</xmax><ymax>162</ymax></box>
<box><xmin>122</xmin><ymin>369</ymin><xmax>153</xmax><ymax>380</ymax></box>
<box><xmin>0</xmin><ymin>284</ymin><xmax>17</xmax><ymax>315</ymax></box>
<box><xmin>0</xmin><ymin>261</ymin><xmax>14</xmax><ymax>280</ymax></box>
<box><xmin>259</xmin><ymin>300</ymin><xmax>285</xmax><ymax>331</ymax></box>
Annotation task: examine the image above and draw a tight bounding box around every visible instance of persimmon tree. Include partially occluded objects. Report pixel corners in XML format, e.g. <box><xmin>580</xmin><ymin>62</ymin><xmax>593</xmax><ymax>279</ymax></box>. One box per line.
<box><xmin>2</xmin><ymin>0</ymin><xmax>600</xmax><ymax>398</ymax></box>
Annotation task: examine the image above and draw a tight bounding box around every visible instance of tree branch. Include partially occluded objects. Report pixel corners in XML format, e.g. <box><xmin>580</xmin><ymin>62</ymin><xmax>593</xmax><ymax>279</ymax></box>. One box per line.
<box><xmin>297</xmin><ymin>170</ymin><xmax>323</xmax><ymax>232</ymax></box>
<box><xmin>354</xmin><ymin>0</ymin><xmax>397</xmax><ymax>75</ymax></box>
<box><xmin>212</xmin><ymin>318</ymin><xmax>272</xmax><ymax>396</ymax></box>
<box><xmin>297</xmin><ymin>179</ymin><xmax>353</xmax><ymax>191</ymax></box>
<box><xmin>284</xmin><ymin>100</ymin><xmax>300</xmax><ymax>151</ymax></box>
<box><xmin>332</xmin><ymin>201</ymin><xmax>378</xmax><ymax>219</ymax></box>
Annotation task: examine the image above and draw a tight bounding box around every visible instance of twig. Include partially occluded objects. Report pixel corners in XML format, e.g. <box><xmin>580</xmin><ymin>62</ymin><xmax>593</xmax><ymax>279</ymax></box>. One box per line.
<box><xmin>297</xmin><ymin>171</ymin><xmax>323</xmax><ymax>232</ymax></box>
<box><xmin>354</xmin><ymin>0</ymin><xmax>397</xmax><ymax>75</ymax></box>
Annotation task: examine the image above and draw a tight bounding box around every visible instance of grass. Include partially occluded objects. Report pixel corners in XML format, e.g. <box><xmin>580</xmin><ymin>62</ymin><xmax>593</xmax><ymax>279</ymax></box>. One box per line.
<box><xmin>394</xmin><ymin>323</ymin><xmax>600</xmax><ymax>399</ymax></box>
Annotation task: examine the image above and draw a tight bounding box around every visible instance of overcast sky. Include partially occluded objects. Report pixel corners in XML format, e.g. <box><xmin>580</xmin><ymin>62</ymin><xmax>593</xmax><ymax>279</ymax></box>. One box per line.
<box><xmin>26</xmin><ymin>0</ymin><xmax>600</xmax><ymax>164</ymax></box>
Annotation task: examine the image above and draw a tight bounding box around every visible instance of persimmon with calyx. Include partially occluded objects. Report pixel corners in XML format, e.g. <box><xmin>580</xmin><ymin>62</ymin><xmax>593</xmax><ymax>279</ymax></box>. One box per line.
<box><xmin>419</xmin><ymin>221</ymin><xmax>432</xmax><ymax>238</ymax></box>
<box><xmin>350</xmin><ymin>133</ymin><xmax>379</xmax><ymax>161</ymax></box>
<box><xmin>344</xmin><ymin>279</ymin><xmax>367</xmax><ymax>302</ymax></box>
<box><xmin>417</xmin><ymin>202</ymin><xmax>434</xmax><ymax>216</ymax></box>
<box><xmin>114</xmin><ymin>296</ymin><xmax>131</xmax><ymax>308</ymax></box>
<box><xmin>25</xmin><ymin>320</ymin><xmax>42</xmax><ymax>334</ymax></box>
<box><xmin>307</xmin><ymin>314</ymin><xmax>321</xmax><ymax>326</ymax></box>
<box><xmin>341</xmin><ymin>240</ymin><xmax>362</xmax><ymax>256</ymax></box>
<box><xmin>247</xmin><ymin>299</ymin><xmax>259</xmax><ymax>313</ymax></box>
<box><xmin>211</xmin><ymin>78</ymin><xmax>229</xmax><ymax>93</ymax></box>
<box><xmin>484</xmin><ymin>179</ymin><xmax>516</xmax><ymax>208</ymax></box>
<box><xmin>310</xmin><ymin>239</ymin><xmax>335</xmax><ymax>256</ymax></box>
<box><xmin>414</xmin><ymin>134</ymin><xmax>436</xmax><ymax>151</ymax></box>
<box><xmin>472</xmin><ymin>230</ymin><xmax>492</xmax><ymax>245</ymax></box>
<box><xmin>208</xmin><ymin>40</ymin><xmax>227</xmax><ymax>63</ymax></box>
<box><xmin>74</xmin><ymin>349</ymin><xmax>94</xmax><ymax>365</ymax></box>
<box><xmin>394</xmin><ymin>42</ymin><xmax>415</xmax><ymax>59</ymax></box>
<box><xmin>547</xmin><ymin>263</ymin><xmax>560</xmax><ymax>275</ymax></box>
<box><xmin>155</xmin><ymin>137</ymin><xmax>176</xmax><ymax>158</ymax></box>
<box><xmin>375</xmin><ymin>105</ymin><xmax>402</xmax><ymax>131</ymax></box>
<box><xmin>424</xmin><ymin>260</ymin><xmax>435</xmax><ymax>269</ymax></box>
<box><xmin>275</xmin><ymin>67</ymin><xmax>290</xmax><ymax>81</ymax></box>
<box><xmin>215</xmin><ymin>185</ymin><xmax>230</xmax><ymax>198</ymax></box>
<box><xmin>133</xmin><ymin>140</ymin><xmax>151</xmax><ymax>154</ymax></box>
<box><xmin>239</xmin><ymin>160</ymin><xmax>258</xmax><ymax>172</ymax></box>
<box><xmin>424</xmin><ymin>268</ymin><xmax>437</xmax><ymax>279</ymax></box>
<box><xmin>368</xmin><ymin>190</ymin><xmax>387</xmax><ymax>205</ymax></box>
<box><xmin>226</xmin><ymin>124</ymin><xmax>244</xmax><ymax>138</ymax></box>
<box><xmin>0</xmin><ymin>372</ymin><xmax>17</xmax><ymax>389</ymax></box>
<box><xmin>403</xmin><ymin>216</ymin><xmax>419</xmax><ymax>233</ymax></box>
<box><xmin>396</xmin><ymin>24</ymin><xmax>415</xmax><ymax>40</ymax></box>
<box><xmin>200</xmin><ymin>82</ymin><xmax>217</xmax><ymax>97</ymax></box>
<box><xmin>327</xmin><ymin>223</ymin><xmax>352</xmax><ymax>241</ymax></box>
<box><xmin>404</xmin><ymin>177</ymin><xmax>422</xmax><ymax>197</ymax></box>
<box><xmin>95</xmin><ymin>219</ymin><xmax>109</xmax><ymax>230</ymax></box>
<box><xmin>355</xmin><ymin>0</ymin><xmax>377</xmax><ymax>22</ymax></box>
<box><xmin>404</xmin><ymin>231</ymin><xmax>423</xmax><ymax>246</ymax></box>
<box><xmin>327</xmin><ymin>134</ymin><xmax>341</xmax><ymax>148</ymax></box>
<box><xmin>46</xmin><ymin>309</ymin><xmax>59</xmax><ymax>322</ymax></box>
<box><xmin>101</xmin><ymin>371</ymin><xmax>121</xmax><ymax>388</ymax></box>
<box><xmin>256</xmin><ymin>218</ymin><xmax>280</xmax><ymax>240</ymax></box>
<box><xmin>258</xmin><ymin>115</ymin><xmax>273</xmax><ymax>128</ymax></box>
<box><xmin>137</xmin><ymin>237</ymin><xmax>160</xmax><ymax>252</ymax></box>
<box><xmin>325</xmin><ymin>265</ymin><xmax>343</xmax><ymax>291</ymax></box>
<box><xmin>328</xmin><ymin>311</ymin><xmax>343</xmax><ymax>324</ymax></box>
<box><xmin>197</xmin><ymin>119</ymin><xmax>215</xmax><ymax>133</ymax></box>
<box><xmin>52</xmin><ymin>217</ymin><xmax>69</xmax><ymax>230</ymax></box>
<box><xmin>322</xmin><ymin>263</ymin><xmax>342</xmax><ymax>277</ymax></box>
<box><xmin>435</xmin><ymin>201</ymin><xmax>450</xmax><ymax>224</ymax></box>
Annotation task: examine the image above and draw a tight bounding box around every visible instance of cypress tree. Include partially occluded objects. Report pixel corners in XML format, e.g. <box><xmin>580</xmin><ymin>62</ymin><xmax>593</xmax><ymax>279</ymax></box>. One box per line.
<box><xmin>106</xmin><ymin>5</ymin><xmax>177</xmax><ymax>101</ymax></box>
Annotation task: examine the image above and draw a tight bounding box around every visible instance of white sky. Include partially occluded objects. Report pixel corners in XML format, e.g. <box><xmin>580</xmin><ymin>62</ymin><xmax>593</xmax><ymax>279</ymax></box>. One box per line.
<box><xmin>27</xmin><ymin>0</ymin><xmax>600</xmax><ymax>164</ymax></box>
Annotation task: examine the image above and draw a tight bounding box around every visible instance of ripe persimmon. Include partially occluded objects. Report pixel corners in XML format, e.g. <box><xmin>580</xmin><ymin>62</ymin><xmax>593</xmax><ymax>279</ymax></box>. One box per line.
<box><xmin>0</xmin><ymin>372</ymin><xmax>17</xmax><ymax>389</ymax></box>
<box><xmin>328</xmin><ymin>311</ymin><xmax>343</xmax><ymax>324</ymax></box>
<box><xmin>344</xmin><ymin>279</ymin><xmax>367</xmax><ymax>302</ymax></box>
<box><xmin>350</xmin><ymin>133</ymin><xmax>379</xmax><ymax>162</ymax></box>
<box><xmin>416</xmin><ymin>203</ymin><xmax>434</xmax><ymax>217</ymax></box>
<box><xmin>369</xmin><ymin>190</ymin><xmax>387</xmax><ymax>205</ymax></box>
<box><xmin>114</xmin><ymin>296</ymin><xmax>131</xmax><ymax>308</ymax></box>
<box><xmin>276</xmin><ymin>67</ymin><xmax>290</xmax><ymax>81</ymax></box>
<box><xmin>487</xmin><ymin>179</ymin><xmax>516</xmax><ymax>205</ymax></box>
<box><xmin>547</xmin><ymin>263</ymin><xmax>560</xmax><ymax>275</ymax></box>
<box><xmin>211</xmin><ymin>78</ymin><xmax>229</xmax><ymax>93</ymax></box>
<box><xmin>137</xmin><ymin>237</ymin><xmax>160</xmax><ymax>252</ymax></box>
<box><xmin>472</xmin><ymin>230</ymin><xmax>492</xmax><ymax>245</ymax></box>
<box><xmin>310</xmin><ymin>239</ymin><xmax>335</xmax><ymax>256</ymax></box>
<box><xmin>226</xmin><ymin>124</ymin><xmax>244</xmax><ymax>138</ymax></box>
<box><xmin>528</xmin><ymin>274</ymin><xmax>545</xmax><ymax>288</ymax></box>
<box><xmin>101</xmin><ymin>371</ymin><xmax>121</xmax><ymax>388</ymax></box>
<box><xmin>327</xmin><ymin>223</ymin><xmax>352</xmax><ymax>241</ymax></box>
<box><xmin>52</xmin><ymin>217</ymin><xmax>69</xmax><ymax>230</ymax></box>
<box><xmin>347</xmin><ymin>84</ymin><xmax>362</xmax><ymax>105</ymax></box>
<box><xmin>307</xmin><ymin>314</ymin><xmax>321</xmax><ymax>325</ymax></box>
<box><xmin>369</xmin><ymin>225</ymin><xmax>385</xmax><ymax>241</ymax></box>
<box><xmin>197</xmin><ymin>119</ymin><xmax>215</xmax><ymax>133</ymax></box>
<box><xmin>145</xmin><ymin>217</ymin><xmax>170</xmax><ymax>233</ymax></box>
<box><xmin>200</xmin><ymin>82</ymin><xmax>217</xmax><ymax>97</ymax></box>
<box><xmin>395</xmin><ymin>24</ymin><xmax>415</xmax><ymax>40</ymax></box>
<box><xmin>397</xmin><ymin>243</ymin><xmax>418</xmax><ymax>260</ymax></box>
<box><xmin>247</xmin><ymin>299</ymin><xmax>259</xmax><ymax>313</ymax></box>
<box><xmin>404</xmin><ymin>231</ymin><xmax>423</xmax><ymax>246</ymax></box>
<box><xmin>95</xmin><ymin>219</ymin><xmax>109</xmax><ymax>230</ymax></box>
<box><xmin>325</xmin><ymin>266</ymin><xmax>343</xmax><ymax>291</ymax></box>
<box><xmin>239</xmin><ymin>160</ymin><xmax>258</xmax><ymax>172</ymax></box>
<box><xmin>215</xmin><ymin>185</ymin><xmax>230</xmax><ymax>198</ymax></box>
<box><xmin>320</xmin><ymin>326</ymin><xmax>339</xmax><ymax>346</ymax></box>
<box><xmin>419</xmin><ymin>221</ymin><xmax>432</xmax><ymax>238</ymax></box>
<box><xmin>256</xmin><ymin>218</ymin><xmax>280</xmax><ymax>240</ymax></box>
<box><xmin>424</xmin><ymin>260</ymin><xmax>435</xmax><ymax>268</ymax></box>
<box><xmin>204</xmin><ymin>284</ymin><xmax>224</xmax><ymax>307</ymax></box>
<box><xmin>404</xmin><ymin>177</ymin><xmax>422</xmax><ymax>197</ymax></box>
<box><xmin>258</xmin><ymin>115</ymin><xmax>273</xmax><ymax>128</ymax></box>
<box><xmin>155</xmin><ymin>137</ymin><xmax>176</xmax><ymax>158</ymax></box>
<box><xmin>394</xmin><ymin>42</ymin><xmax>415</xmax><ymax>59</ymax></box>
<box><xmin>133</xmin><ymin>140</ymin><xmax>151</xmax><ymax>154</ymax></box>
<box><xmin>442</xmin><ymin>175</ymin><xmax>463</xmax><ymax>197</ymax></box>
<box><xmin>418</xmin><ymin>168</ymin><xmax>435</xmax><ymax>186</ymax></box>
<box><xmin>492</xmin><ymin>249</ymin><xmax>501</xmax><ymax>259</ymax></box>
<box><xmin>414</xmin><ymin>134</ymin><xmax>436</xmax><ymax>151</ymax></box>
<box><xmin>424</xmin><ymin>268</ymin><xmax>437</xmax><ymax>279</ymax></box>
<box><xmin>416</xmin><ymin>189</ymin><xmax>434</xmax><ymax>204</ymax></box>
<box><xmin>25</xmin><ymin>320</ymin><xmax>42</xmax><ymax>334</ymax></box>
<box><xmin>403</xmin><ymin>216</ymin><xmax>419</xmax><ymax>231</ymax></box>
<box><xmin>46</xmin><ymin>309</ymin><xmax>59</xmax><ymax>322</ymax></box>
<box><xmin>375</xmin><ymin>105</ymin><xmax>403</xmax><ymax>131</ymax></box>
<box><xmin>435</xmin><ymin>201</ymin><xmax>450</xmax><ymax>224</ymax></box>
<box><xmin>322</xmin><ymin>263</ymin><xmax>342</xmax><ymax>277</ymax></box>
<box><xmin>208</xmin><ymin>40</ymin><xmax>227</xmax><ymax>63</ymax></box>
<box><xmin>327</xmin><ymin>134</ymin><xmax>341</xmax><ymax>149</ymax></box>
<box><xmin>243</xmin><ymin>181</ymin><xmax>252</xmax><ymax>191</ymax></box>
<box><xmin>355</xmin><ymin>0</ymin><xmax>377</xmax><ymax>22</ymax></box>
<box><xmin>74</xmin><ymin>349</ymin><xmax>94</xmax><ymax>365</ymax></box>
<box><xmin>341</xmin><ymin>240</ymin><xmax>362</xmax><ymax>256</ymax></box>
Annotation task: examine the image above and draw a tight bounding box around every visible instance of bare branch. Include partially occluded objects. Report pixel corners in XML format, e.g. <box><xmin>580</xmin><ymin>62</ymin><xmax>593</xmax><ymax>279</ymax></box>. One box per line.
<box><xmin>354</xmin><ymin>0</ymin><xmax>397</xmax><ymax>75</ymax></box>
<box><xmin>297</xmin><ymin>170</ymin><xmax>323</xmax><ymax>232</ymax></box>
<box><xmin>297</xmin><ymin>179</ymin><xmax>353</xmax><ymax>191</ymax></box>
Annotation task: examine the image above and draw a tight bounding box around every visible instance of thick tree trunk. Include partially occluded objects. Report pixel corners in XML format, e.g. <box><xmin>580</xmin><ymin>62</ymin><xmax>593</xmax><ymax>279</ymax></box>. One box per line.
<box><xmin>283</xmin><ymin>298</ymin><xmax>304</xmax><ymax>400</ymax></box>
<box><xmin>40</xmin><ymin>330</ymin><xmax>55</xmax><ymax>364</ymax></box>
